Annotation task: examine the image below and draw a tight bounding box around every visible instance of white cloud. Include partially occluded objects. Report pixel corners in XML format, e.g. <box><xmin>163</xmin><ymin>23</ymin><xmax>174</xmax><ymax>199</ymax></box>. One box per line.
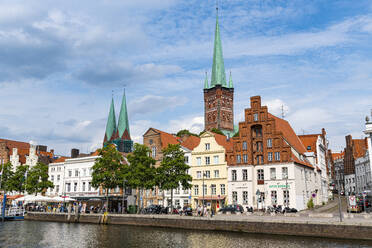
<box><xmin>168</xmin><ymin>115</ymin><xmax>204</xmax><ymax>134</ymax></box>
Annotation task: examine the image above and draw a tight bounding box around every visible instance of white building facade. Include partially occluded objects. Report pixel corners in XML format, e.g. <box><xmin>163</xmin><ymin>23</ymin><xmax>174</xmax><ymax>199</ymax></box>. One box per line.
<box><xmin>355</xmin><ymin>152</ymin><xmax>371</xmax><ymax>194</ymax></box>
<box><xmin>227</xmin><ymin>162</ymin><xmax>318</xmax><ymax>211</ymax></box>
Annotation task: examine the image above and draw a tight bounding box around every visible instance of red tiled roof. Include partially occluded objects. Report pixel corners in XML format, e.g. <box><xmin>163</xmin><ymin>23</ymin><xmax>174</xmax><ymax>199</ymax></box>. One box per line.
<box><xmin>269</xmin><ymin>114</ymin><xmax>307</xmax><ymax>154</ymax></box>
<box><xmin>182</xmin><ymin>135</ymin><xmax>200</xmax><ymax>150</ymax></box>
<box><xmin>53</xmin><ymin>157</ymin><xmax>68</xmax><ymax>163</ymax></box>
<box><xmin>352</xmin><ymin>138</ymin><xmax>368</xmax><ymax>159</ymax></box>
<box><xmin>332</xmin><ymin>152</ymin><xmax>344</xmax><ymax>160</ymax></box>
<box><xmin>290</xmin><ymin>153</ymin><xmax>314</xmax><ymax>169</ymax></box>
<box><xmin>0</xmin><ymin>138</ymin><xmax>30</xmax><ymax>164</ymax></box>
<box><xmin>214</xmin><ymin>133</ymin><xmax>233</xmax><ymax>152</ymax></box>
<box><xmin>152</xmin><ymin>128</ymin><xmax>181</xmax><ymax>149</ymax></box>
<box><xmin>298</xmin><ymin>135</ymin><xmax>320</xmax><ymax>153</ymax></box>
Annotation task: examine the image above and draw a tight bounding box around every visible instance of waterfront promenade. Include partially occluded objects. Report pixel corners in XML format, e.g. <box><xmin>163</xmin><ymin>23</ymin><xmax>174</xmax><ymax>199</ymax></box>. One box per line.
<box><xmin>25</xmin><ymin>212</ymin><xmax>372</xmax><ymax>241</ymax></box>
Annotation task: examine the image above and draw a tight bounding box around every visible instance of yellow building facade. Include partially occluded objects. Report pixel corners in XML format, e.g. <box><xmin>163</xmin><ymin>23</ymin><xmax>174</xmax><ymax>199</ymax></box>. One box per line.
<box><xmin>190</xmin><ymin>131</ymin><xmax>230</xmax><ymax>212</ymax></box>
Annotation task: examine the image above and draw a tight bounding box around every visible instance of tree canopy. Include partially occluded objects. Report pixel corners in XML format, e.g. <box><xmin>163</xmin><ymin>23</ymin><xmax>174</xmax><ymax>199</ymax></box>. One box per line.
<box><xmin>176</xmin><ymin>129</ymin><xmax>198</xmax><ymax>137</ymax></box>
<box><xmin>92</xmin><ymin>145</ymin><xmax>127</xmax><ymax>194</ymax></box>
<box><xmin>126</xmin><ymin>143</ymin><xmax>156</xmax><ymax>190</ymax></box>
<box><xmin>156</xmin><ymin>144</ymin><xmax>192</xmax><ymax>211</ymax></box>
<box><xmin>25</xmin><ymin>162</ymin><xmax>53</xmax><ymax>195</ymax></box>
<box><xmin>199</xmin><ymin>128</ymin><xmax>225</xmax><ymax>136</ymax></box>
<box><xmin>0</xmin><ymin>162</ymin><xmax>14</xmax><ymax>193</ymax></box>
<box><xmin>8</xmin><ymin>164</ymin><xmax>29</xmax><ymax>193</ymax></box>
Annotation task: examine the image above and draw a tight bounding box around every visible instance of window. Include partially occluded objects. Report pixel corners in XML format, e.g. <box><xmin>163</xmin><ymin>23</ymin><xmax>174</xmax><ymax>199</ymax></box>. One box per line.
<box><xmin>271</xmin><ymin>191</ymin><xmax>277</xmax><ymax>205</ymax></box>
<box><xmin>151</xmin><ymin>146</ymin><xmax>157</xmax><ymax>158</ymax></box>
<box><xmin>243</xmin><ymin>191</ymin><xmax>248</xmax><ymax>204</ymax></box>
<box><xmin>307</xmin><ymin>146</ymin><xmax>311</xmax><ymax>150</ymax></box>
<box><xmin>149</xmin><ymin>139</ymin><xmax>153</xmax><ymax>145</ymax></box>
<box><xmin>74</xmin><ymin>182</ymin><xmax>77</xmax><ymax>192</ymax></box>
<box><xmin>197</xmin><ymin>157</ymin><xmax>201</xmax><ymax>166</ymax></box>
<box><xmin>75</xmin><ymin>170</ymin><xmax>79</xmax><ymax>177</ymax></box>
<box><xmin>211</xmin><ymin>184</ymin><xmax>216</xmax><ymax>195</ymax></box>
<box><xmin>236</xmin><ymin>155</ymin><xmax>241</xmax><ymax>164</ymax></box>
<box><xmin>257</xmin><ymin>142</ymin><xmax>263</xmax><ymax>152</ymax></box>
<box><xmin>205</xmin><ymin>157</ymin><xmax>210</xmax><ymax>165</ymax></box>
<box><xmin>232</xmin><ymin>170</ymin><xmax>237</xmax><ymax>181</ymax></box>
<box><xmin>183</xmin><ymin>199</ymin><xmax>189</xmax><ymax>206</ymax></box>
<box><xmin>184</xmin><ymin>156</ymin><xmax>189</xmax><ymax>164</ymax></box>
<box><xmin>203</xmin><ymin>185</ymin><xmax>207</xmax><ymax>195</ymax></box>
<box><xmin>82</xmin><ymin>182</ymin><xmax>86</xmax><ymax>192</ymax></box>
<box><xmin>57</xmin><ymin>175</ymin><xmax>60</xmax><ymax>181</ymax></box>
<box><xmin>242</xmin><ymin>141</ymin><xmax>247</xmax><ymax>150</ymax></box>
<box><xmin>183</xmin><ymin>187</ymin><xmax>189</xmax><ymax>194</ymax></box>
<box><xmin>267</xmin><ymin>139</ymin><xmax>272</xmax><ymax>148</ymax></box>
<box><xmin>205</xmin><ymin>171</ymin><xmax>210</xmax><ymax>178</ymax></box>
<box><xmin>256</xmin><ymin>155</ymin><xmax>264</xmax><ymax>165</ymax></box>
<box><xmin>83</xmin><ymin>169</ymin><xmax>86</xmax><ymax>176</ymax></box>
<box><xmin>232</xmin><ymin>191</ymin><xmax>238</xmax><ymax>203</ymax></box>
<box><xmin>66</xmin><ymin>183</ymin><xmax>71</xmax><ymax>192</ymax></box>
<box><xmin>194</xmin><ymin>185</ymin><xmax>199</xmax><ymax>195</ymax></box>
<box><xmin>243</xmin><ymin>169</ymin><xmax>248</xmax><ymax>181</ymax></box>
<box><xmin>243</xmin><ymin>154</ymin><xmax>248</xmax><ymax>163</ymax></box>
<box><xmin>68</xmin><ymin>170</ymin><xmax>72</xmax><ymax>177</ymax></box>
<box><xmin>283</xmin><ymin>190</ymin><xmax>289</xmax><ymax>206</ymax></box>
<box><xmin>56</xmin><ymin>185</ymin><xmax>59</xmax><ymax>193</ymax></box>
<box><xmin>213</xmin><ymin>155</ymin><xmax>219</xmax><ymax>164</ymax></box>
<box><xmin>268</xmin><ymin>152</ymin><xmax>273</xmax><ymax>161</ymax></box>
<box><xmin>214</xmin><ymin>170</ymin><xmax>219</xmax><ymax>178</ymax></box>
<box><xmin>275</xmin><ymin>152</ymin><xmax>280</xmax><ymax>161</ymax></box>
<box><xmin>205</xmin><ymin>143</ymin><xmax>210</xmax><ymax>150</ymax></box>
<box><xmin>254</xmin><ymin>113</ymin><xmax>259</xmax><ymax>121</ymax></box>
<box><xmin>51</xmin><ymin>175</ymin><xmax>54</xmax><ymax>181</ymax></box>
<box><xmin>282</xmin><ymin>167</ymin><xmax>288</xmax><ymax>179</ymax></box>
<box><xmin>270</xmin><ymin>168</ymin><xmax>276</xmax><ymax>180</ymax></box>
<box><xmin>257</xmin><ymin>169</ymin><xmax>264</xmax><ymax>180</ymax></box>
<box><xmin>197</xmin><ymin>171</ymin><xmax>201</xmax><ymax>179</ymax></box>
<box><xmin>175</xmin><ymin>187</ymin><xmax>180</xmax><ymax>195</ymax></box>
<box><xmin>175</xmin><ymin>200</ymin><xmax>180</xmax><ymax>207</ymax></box>
<box><xmin>220</xmin><ymin>184</ymin><xmax>225</xmax><ymax>195</ymax></box>
<box><xmin>88</xmin><ymin>182</ymin><xmax>92</xmax><ymax>191</ymax></box>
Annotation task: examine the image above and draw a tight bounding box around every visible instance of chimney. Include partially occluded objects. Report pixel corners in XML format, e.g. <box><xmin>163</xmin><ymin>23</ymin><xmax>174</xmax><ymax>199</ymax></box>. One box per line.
<box><xmin>71</xmin><ymin>148</ymin><xmax>79</xmax><ymax>158</ymax></box>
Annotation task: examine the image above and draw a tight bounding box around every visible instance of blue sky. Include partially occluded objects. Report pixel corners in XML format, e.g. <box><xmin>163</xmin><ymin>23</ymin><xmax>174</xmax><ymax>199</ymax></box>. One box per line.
<box><xmin>0</xmin><ymin>0</ymin><xmax>371</xmax><ymax>155</ymax></box>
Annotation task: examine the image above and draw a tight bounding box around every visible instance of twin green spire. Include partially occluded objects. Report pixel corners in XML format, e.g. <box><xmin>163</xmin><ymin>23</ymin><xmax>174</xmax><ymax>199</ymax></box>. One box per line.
<box><xmin>104</xmin><ymin>91</ymin><xmax>131</xmax><ymax>147</ymax></box>
<box><xmin>204</xmin><ymin>8</ymin><xmax>233</xmax><ymax>89</ymax></box>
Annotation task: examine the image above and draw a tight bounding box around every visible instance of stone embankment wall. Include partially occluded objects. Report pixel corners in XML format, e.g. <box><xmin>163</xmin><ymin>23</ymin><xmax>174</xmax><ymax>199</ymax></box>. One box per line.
<box><xmin>25</xmin><ymin>212</ymin><xmax>372</xmax><ymax>241</ymax></box>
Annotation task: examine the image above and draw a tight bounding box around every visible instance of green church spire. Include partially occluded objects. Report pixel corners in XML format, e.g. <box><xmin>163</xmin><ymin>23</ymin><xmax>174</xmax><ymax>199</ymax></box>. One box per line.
<box><xmin>117</xmin><ymin>90</ymin><xmax>131</xmax><ymax>140</ymax></box>
<box><xmin>104</xmin><ymin>96</ymin><xmax>117</xmax><ymax>142</ymax></box>
<box><xmin>229</xmin><ymin>70</ymin><xmax>233</xmax><ymax>88</ymax></box>
<box><xmin>210</xmin><ymin>7</ymin><xmax>227</xmax><ymax>88</ymax></box>
<box><xmin>204</xmin><ymin>71</ymin><xmax>209</xmax><ymax>89</ymax></box>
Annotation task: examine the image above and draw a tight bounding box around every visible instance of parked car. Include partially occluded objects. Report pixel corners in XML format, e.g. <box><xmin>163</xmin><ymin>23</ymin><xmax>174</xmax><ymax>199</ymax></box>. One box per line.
<box><xmin>282</xmin><ymin>207</ymin><xmax>298</xmax><ymax>213</ymax></box>
<box><xmin>218</xmin><ymin>204</ymin><xmax>244</xmax><ymax>214</ymax></box>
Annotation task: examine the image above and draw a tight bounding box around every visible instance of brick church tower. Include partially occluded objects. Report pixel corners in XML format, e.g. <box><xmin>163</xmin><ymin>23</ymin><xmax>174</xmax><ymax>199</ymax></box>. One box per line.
<box><xmin>204</xmin><ymin>7</ymin><xmax>234</xmax><ymax>136</ymax></box>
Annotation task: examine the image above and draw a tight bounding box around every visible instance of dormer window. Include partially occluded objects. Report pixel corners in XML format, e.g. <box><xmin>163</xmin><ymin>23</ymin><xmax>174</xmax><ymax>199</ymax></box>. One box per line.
<box><xmin>307</xmin><ymin>146</ymin><xmax>311</xmax><ymax>150</ymax></box>
<box><xmin>205</xmin><ymin>143</ymin><xmax>210</xmax><ymax>151</ymax></box>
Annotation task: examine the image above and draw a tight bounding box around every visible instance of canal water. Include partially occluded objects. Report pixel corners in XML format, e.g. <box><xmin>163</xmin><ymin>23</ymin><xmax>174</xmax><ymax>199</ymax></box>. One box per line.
<box><xmin>1</xmin><ymin>221</ymin><xmax>372</xmax><ymax>248</ymax></box>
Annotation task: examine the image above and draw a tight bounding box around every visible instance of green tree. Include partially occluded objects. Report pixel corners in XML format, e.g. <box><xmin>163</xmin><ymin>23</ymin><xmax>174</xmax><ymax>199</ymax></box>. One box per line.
<box><xmin>0</xmin><ymin>162</ymin><xmax>14</xmax><ymax>193</ymax></box>
<box><xmin>26</xmin><ymin>162</ymin><xmax>54</xmax><ymax>195</ymax></box>
<box><xmin>92</xmin><ymin>145</ymin><xmax>127</xmax><ymax>212</ymax></box>
<box><xmin>126</xmin><ymin>143</ymin><xmax>156</xmax><ymax>212</ymax></box>
<box><xmin>8</xmin><ymin>164</ymin><xmax>29</xmax><ymax>194</ymax></box>
<box><xmin>307</xmin><ymin>197</ymin><xmax>314</xmax><ymax>209</ymax></box>
<box><xmin>176</xmin><ymin>129</ymin><xmax>198</xmax><ymax>137</ymax></box>
<box><xmin>156</xmin><ymin>144</ymin><xmax>192</xmax><ymax>213</ymax></box>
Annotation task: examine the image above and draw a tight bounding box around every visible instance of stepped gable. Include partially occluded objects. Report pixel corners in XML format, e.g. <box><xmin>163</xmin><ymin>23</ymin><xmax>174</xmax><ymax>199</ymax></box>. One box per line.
<box><xmin>0</xmin><ymin>138</ymin><xmax>30</xmax><ymax>164</ymax></box>
<box><xmin>269</xmin><ymin>113</ymin><xmax>307</xmax><ymax>154</ymax></box>
<box><xmin>181</xmin><ymin>135</ymin><xmax>200</xmax><ymax>150</ymax></box>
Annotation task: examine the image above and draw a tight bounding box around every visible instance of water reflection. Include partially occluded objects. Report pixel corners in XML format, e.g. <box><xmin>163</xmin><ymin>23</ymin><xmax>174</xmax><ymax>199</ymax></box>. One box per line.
<box><xmin>0</xmin><ymin>221</ymin><xmax>371</xmax><ymax>248</ymax></box>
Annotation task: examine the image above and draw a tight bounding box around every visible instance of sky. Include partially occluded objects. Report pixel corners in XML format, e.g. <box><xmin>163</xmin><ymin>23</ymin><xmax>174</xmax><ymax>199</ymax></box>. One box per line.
<box><xmin>1</xmin><ymin>0</ymin><xmax>372</xmax><ymax>155</ymax></box>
